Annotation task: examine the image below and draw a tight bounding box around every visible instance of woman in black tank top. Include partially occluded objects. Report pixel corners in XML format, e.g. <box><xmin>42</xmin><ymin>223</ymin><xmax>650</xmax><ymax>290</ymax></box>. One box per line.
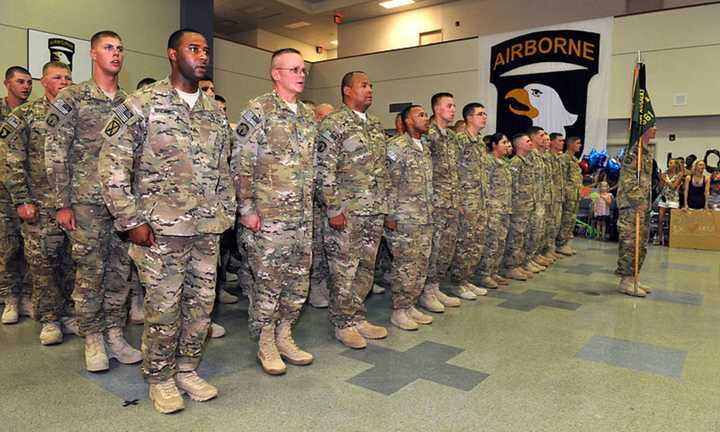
<box><xmin>684</xmin><ymin>160</ymin><xmax>710</xmax><ymax>209</ymax></box>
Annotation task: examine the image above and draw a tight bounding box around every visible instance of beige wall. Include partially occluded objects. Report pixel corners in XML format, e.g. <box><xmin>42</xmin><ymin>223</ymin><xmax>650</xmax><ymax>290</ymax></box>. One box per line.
<box><xmin>306</xmin><ymin>38</ymin><xmax>479</xmax><ymax>129</ymax></box>
<box><xmin>229</xmin><ymin>29</ymin><xmax>332</xmax><ymax>63</ymax></box>
<box><xmin>0</xmin><ymin>0</ymin><xmax>179</xmax><ymax>99</ymax></box>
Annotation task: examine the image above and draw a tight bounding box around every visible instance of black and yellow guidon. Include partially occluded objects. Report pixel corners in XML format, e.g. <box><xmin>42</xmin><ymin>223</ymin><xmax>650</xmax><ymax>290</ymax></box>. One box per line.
<box><xmin>490</xmin><ymin>30</ymin><xmax>600</xmax><ymax>144</ymax></box>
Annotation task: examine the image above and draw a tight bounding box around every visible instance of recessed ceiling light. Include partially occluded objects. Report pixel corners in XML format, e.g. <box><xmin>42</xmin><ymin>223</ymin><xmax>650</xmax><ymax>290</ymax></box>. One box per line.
<box><xmin>330</xmin><ymin>40</ymin><xmax>338</xmax><ymax>45</ymax></box>
<box><xmin>379</xmin><ymin>0</ymin><xmax>415</xmax><ymax>9</ymax></box>
<box><xmin>284</xmin><ymin>21</ymin><xmax>311</xmax><ymax>29</ymax></box>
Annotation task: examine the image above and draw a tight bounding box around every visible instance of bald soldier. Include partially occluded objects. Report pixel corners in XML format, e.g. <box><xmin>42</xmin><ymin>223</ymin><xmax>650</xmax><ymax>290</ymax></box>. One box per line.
<box><xmin>556</xmin><ymin>136</ymin><xmax>583</xmax><ymax>256</ymax></box>
<box><xmin>233</xmin><ymin>48</ymin><xmax>317</xmax><ymax>375</ymax></box>
<box><xmin>384</xmin><ymin>105</ymin><xmax>435</xmax><ymax>330</ymax></box>
<box><xmin>0</xmin><ymin>66</ymin><xmax>32</xmax><ymax>324</ymax></box>
<box><xmin>45</xmin><ymin>31</ymin><xmax>140</xmax><ymax>372</ymax></box>
<box><xmin>0</xmin><ymin>62</ymin><xmax>73</xmax><ymax>344</ymax></box>
<box><xmin>317</xmin><ymin>71</ymin><xmax>390</xmax><ymax>348</ymax></box>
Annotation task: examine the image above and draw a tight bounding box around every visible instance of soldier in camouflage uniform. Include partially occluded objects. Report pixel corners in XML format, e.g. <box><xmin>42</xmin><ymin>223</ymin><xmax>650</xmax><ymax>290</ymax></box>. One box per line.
<box><xmin>0</xmin><ymin>62</ymin><xmax>73</xmax><ymax>344</ymax></box>
<box><xmin>424</xmin><ymin>93</ymin><xmax>467</xmax><ymax>304</ymax></box>
<box><xmin>100</xmin><ymin>30</ymin><xmax>235</xmax><ymax>414</ymax></box>
<box><xmin>524</xmin><ymin>127</ymin><xmax>550</xmax><ymax>271</ymax></box>
<box><xmin>502</xmin><ymin>133</ymin><xmax>535</xmax><ymax>281</ymax></box>
<box><xmin>44</xmin><ymin>31</ymin><xmax>140</xmax><ymax>372</ymax></box>
<box><xmin>0</xmin><ymin>66</ymin><xmax>32</xmax><ymax>324</ymax></box>
<box><xmin>542</xmin><ymin>132</ymin><xmax>565</xmax><ymax>261</ymax></box>
<box><xmin>478</xmin><ymin>133</ymin><xmax>513</xmax><ymax>288</ymax></box>
<box><xmin>316</xmin><ymin>71</ymin><xmax>390</xmax><ymax>348</ymax></box>
<box><xmin>233</xmin><ymin>48</ymin><xmax>317</xmax><ymax>375</ymax></box>
<box><xmin>384</xmin><ymin>105</ymin><xmax>435</xmax><ymax>330</ymax></box>
<box><xmin>538</xmin><ymin>132</ymin><xmax>559</xmax><ymax>265</ymax></box>
<box><xmin>309</xmin><ymin>103</ymin><xmax>334</xmax><ymax>309</ymax></box>
<box><xmin>615</xmin><ymin>126</ymin><xmax>656</xmax><ymax>297</ymax></box>
<box><xmin>556</xmin><ymin>136</ymin><xmax>583</xmax><ymax>255</ymax></box>
<box><xmin>442</xmin><ymin>103</ymin><xmax>490</xmax><ymax>309</ymax></box>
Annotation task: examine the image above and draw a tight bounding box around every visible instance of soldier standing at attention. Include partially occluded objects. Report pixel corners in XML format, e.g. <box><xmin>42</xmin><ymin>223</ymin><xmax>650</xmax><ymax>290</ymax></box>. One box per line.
<box><xmin>317</xmin><ymin>71</ymin><xmax>390</xmax><ymax>348</ymax></box>
<box><xmin>0</xmin><ymin>66</ymin><xmax>32</xmax><ymax>324</ymax></box>
<box><xmin>615</xmin><ymin>126</ymin><xmax>656</xmax><ymax>297</ymax></box>
<box><xmin>423</xmin><ymin>93</ymin><xmax>467</xmax><ymax>303</ymax></box>
<box><xmin>100</xmin><ymin>29</ymin><xmax>236</xmax><ymax>414</ymax></box>
<box><xmin>477</xmin><ymin>133</ymin><xmax>513</xmax><ymax>288</ymax></box>
<box><xmin>556</xmin><ymin>136</ymin><xmax>583</xmax><ymax>256</ymax></box>
<box><xmin>385</xmin><ymin>105</ymin><xmax>435</xmax><ymax>330</ymax></box>
<box><xmin>45</xmin><ymin>31</ymin><xmax>141</xmax><ymax>372</ymax></box>
<box><xmin>0</xmin><ymin>62</ymin><xmax>73</xmax><ymax>344</ymax></box>
<box><xmin>525</xmin><ymin>127</ymin><xmax>551</xmax><ymax>270</ymax></box>
<box><xmin>442</xmin><ymin>102</ymin><xmax>490</xmax><ymax>309</ymax></box>
<box><xmin>233</xmin><ymin>48</ymin><xmax>317</xmax><ymax>375</ymax></box>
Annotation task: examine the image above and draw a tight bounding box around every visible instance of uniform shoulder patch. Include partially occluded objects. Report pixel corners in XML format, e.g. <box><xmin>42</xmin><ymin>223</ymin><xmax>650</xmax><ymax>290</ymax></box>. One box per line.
<box><xmin>236</xmin><ymin>122</ymin><xmax>250</xmax><ymax>138</ymax></box>
<box><xmin>0</xmin><ymin>125</ymin><xmax>12</xmax><ymax>140</ymax></box>
<box><xmin>317</xmin><ymin>129</ymin><xmax>337</xmax><ymax>153</ymax></box>
<box><xmin>4</xmin><ymin>114</ymin><xmax>20</xmax><ymax>129</ymax></box>
<box><xmin>112</xmin><ymin>103</ymin><xmax>136</xmax><ymax>124</ymax></box>
<box><xmin>241</xmin><ymin>109</ymin><xmax>261</xmax><ymax>128</ymax></box>
<box><xmin>51</xmin><ymin>98</ymin><xmax>73</xmax><ymax>116</ymax></box>
<box><xmin>102</xmin><ymin>103</ymin><xmax>138</xmax><ymax>139</ymax></box>
<box><xmin>387</xmin><ymin>148</ymin><xmax>399</xmax><ymax>162</ymax></box>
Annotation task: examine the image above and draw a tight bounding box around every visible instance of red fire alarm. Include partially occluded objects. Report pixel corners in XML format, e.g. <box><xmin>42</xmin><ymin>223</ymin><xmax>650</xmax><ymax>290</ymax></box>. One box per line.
<box><xmin>334</xmin><ymin>12</ymin><xmax>343</xmax><ymax>25</ymax></box>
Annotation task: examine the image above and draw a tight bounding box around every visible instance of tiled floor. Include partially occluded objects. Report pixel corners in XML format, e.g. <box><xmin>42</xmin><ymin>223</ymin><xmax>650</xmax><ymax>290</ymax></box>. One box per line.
<box><xmin>1</xmin><ymin>239</ymin><xmax>719</xmax><ymax>431</ymax></box>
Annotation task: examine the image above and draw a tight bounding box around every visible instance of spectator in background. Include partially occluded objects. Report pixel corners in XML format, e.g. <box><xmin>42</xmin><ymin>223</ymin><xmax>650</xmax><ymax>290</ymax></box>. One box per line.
<box><xmin>136</xmin><ymin>77</ymin><xmax>156</xmax><ymax>90</ymax></box>
<box><xmin>214</xmin><ymin>94</ymin><xmax>227</xmax><ymax>114</ymax></box>
<box><xmin>655</xmin><ymin>158</ymin><xmax>684</xmax><ymax>245</ymax></box>
<box><xmin>684</xmin><ymin>160</ymin><xmax>710</xmax><ymax>210</ymax></box>
<box><xmin>453</xmin><ymin>120</ymin><xmax>466</xmax><ymax>133</ymax></box>
<box><xmin>313</xmin><ymin>103</ymin><xmax>334</xmax><ymax>123</ymax></box>
<box><xmin>593</xmin><ymin>181</ymin><xmax>612</xmax><ymax>240</ymax></box>
<box><xmin>708</xmin><ymin>172</ymin><xmax>720</xmax><ymax>210</ymax></box>
<box><xmin>199</xmin><ymin>77</ymin><xmax>215</xmax><ymax>97</ymax></box>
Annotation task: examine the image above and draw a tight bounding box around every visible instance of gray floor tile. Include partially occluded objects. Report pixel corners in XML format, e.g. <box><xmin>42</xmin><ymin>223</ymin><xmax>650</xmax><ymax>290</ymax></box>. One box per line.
<box><xmin>576</xmin><ymin>336</ymin><xmax>687</xmax><ymax>378</ymax></box>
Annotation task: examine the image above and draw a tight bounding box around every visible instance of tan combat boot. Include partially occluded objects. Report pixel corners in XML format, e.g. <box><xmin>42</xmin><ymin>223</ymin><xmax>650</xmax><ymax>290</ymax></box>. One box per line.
<box><xmin>618</xmin><ymin>277</ymin><xmax>647</xmax><ymax>297</ymax></box>
<box><xmin>129</xmin><ymin>292</ymin><xmax>144</xmax><ymax>325</ymax></box>
<box><xmin>335</xmin><ymin>326</ymin><xmax>367</xmax><ymax>349</ymax></box>
<box><xmin>463</xmin><ymin>282</ymin><xmax>488</xmax><ymax>296</ymax></box>
<box><xmin>372</xmin><ymin>284</ymin><xmax>386</xmax><ymax>294</ymax></box>
<box><xmin>556</xmin><ymin>244</ymin><xmax>573</xmax><ymax>256</ymax></box>
<box><xmin>149</xmin><ymin>379</ymin><xmax>185</xmax><ymax>414</ymax></box>
<box><xmin>408</xmin><ymin>307</ymin><xmax>433</xmax><ymax>325</ymax></box>
<box><xmin>432</xmin><ymin>284</ymin><xmax>462</xmax><ymax>307</ymax></box>
<box><xmin>524</xmin><ymin>262</ymin><xmax>541</xmax><ymax>274</ymax></box>
<box><xmin>356</xmin><ymin>320</ymin><xmax>388</xmax><ymax>339</ymax></box>
<box><xmin>40</xmin><ymin>322</ymin><xmax>63</xmax><ymax>346</ymax></box>
<box><xmin>519</xmin><ymin>267</ymin><xmax>534</xmax><ymax>278</ymax></box>
<box><xmin>639</xmin><ymin>282</ymin><xmax>652</xmax><ymax>293</ymax></box>
<box><xmin>308</xmin><ymin>279</ymin><xmax>329</xmax><ymax>308</ymax></box>
<box><xmin>449</xmin><ymin>284</ymin><xmax>477</xmax><ymax>300</ymax></box>
<box><xmin>533</xmin><ymin>256</ymin><xmax>550</xmax><ymax>267</ymax></box>
<box><xmin>175</xmin><ymin>371</ymin><xmax>218</xmax><ymax>401</ymax></box>
<box><xmin>492</xmin><ymin>274</ymin><xmax>510</xmax><ymax>286</ymax></box>
<box><xmin>479</xmin><ymin>276</ymin><xmax>499</xmax><ymax>289</ymax></box>
<box><xmin>85</xmin><ymin>332</ymin><xmax>110</xmax><ymax>372</ymax></box>
<box><xmin>505</xmin><ymin>268</ymin><xmax>528</xmax><ymax>281</ymax></box>
<box><xmin>541</xmin><ymin>254</ymin><xmax>556</xmax><ymax>264</ymax></box>
<box><xmin>209</xmin><ymin>321</ymin><xmax>226</xmax><ymax>338</ymax></box>
<box><xmin>391</xmin><ymin>309</ymin><xmax>419</xmax><ymax>331</ymax></box>
<box><xmin>1</xmin><ymin>296</ymin><xmax>19</xmax><ymax>324</ymax></box>
<box><xmin>257</xmin><ymin>324</ymin><xmax>286</xmax><ymax>375</ymax></box>
<box><xmin>218</xmin><ymin>289</ymin><xmax>239</xmax><ymax>304</ymax></box>
<box><xmin>275</xmin><ymin>321</ymin><xmax>313</xmax><ymax>365</ymax></box>
<box><xmin>106</xmin><ymin>327</ymin><xmax>142</xmax><ymax>364</ymax></box>
<box><xmin>418</xmin><ymin>288</ymin><xmax>445</xmax><ymax>313</ymax></box>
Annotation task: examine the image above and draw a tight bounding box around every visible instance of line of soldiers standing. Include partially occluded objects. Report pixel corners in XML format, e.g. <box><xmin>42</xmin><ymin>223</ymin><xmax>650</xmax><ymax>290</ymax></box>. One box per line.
<box><xmin>0</xmin><ymin>28</ymin><xmax>587</xmax><ymax>415</ymax></box>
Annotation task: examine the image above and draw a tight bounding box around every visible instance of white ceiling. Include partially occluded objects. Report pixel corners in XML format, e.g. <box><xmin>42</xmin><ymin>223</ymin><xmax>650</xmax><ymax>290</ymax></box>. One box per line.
<box><xmin>214</xmin><ymin>0</ymin><xmax>457</xmax><ymax>49</ymax></box>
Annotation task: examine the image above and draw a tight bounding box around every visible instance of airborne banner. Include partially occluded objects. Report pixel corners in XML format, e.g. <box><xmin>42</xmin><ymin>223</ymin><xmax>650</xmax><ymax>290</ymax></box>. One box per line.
<box><xmin>478</xmin><ymin>18</ymin><xmax>613</xmax><ymax>154</ymax></box>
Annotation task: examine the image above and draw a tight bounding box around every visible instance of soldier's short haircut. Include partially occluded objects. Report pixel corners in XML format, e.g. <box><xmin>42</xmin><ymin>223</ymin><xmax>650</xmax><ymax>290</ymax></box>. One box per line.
<box><xmin>400</xmin><ymin>104</ymin><xmax>423</xmax><ymax>129</ymax></box>
<box><xmin>565</xmin><ymin>136</ymin><xmax>581</xmax><ymax>151</ymax></box>
<box><xmin>136</xmin><ymin>77</ymin><xmax>157</xmax><ymax>90</ymax></box>
<box><xmin>167</xmin><ymin>28</ymin><xmax>203</xmax><ymax>50</ymax></box>
<box><xmin>214</xmin><ymin>94</ymin><xmax>226</xmax><ymax>104</ymax></box>
<box><xmin>462</xmin><ymin>102</ymin><xmax>485</xmax><ymax>121</ymax></box>
<box><xmin>42</xmin><ymin>61</ymin><xmax>71</xmax><ymax>76</ymax></box>
<box><xmin>91</xmin><ymin>30</ymin><xmax>122</xmax><ymax>48</ymax></box>
<box><xmin>431</xmin><ymin>92</ymin><xmax>454</xmax><ymax>113</ymax></box>
<box><xmin>549</xmin><ymin>132</ymin><xmax>563</xmax><ymax>141</ymax></box>
<box><xmin>512</xmin><ymin>133</ymin><xmax>529</xmax><ymax>145</ymax></box>
<box><xmin>527</xmin><ymin>126</ymin><xmax>545</xmax><ymax>137</ymax></box>
<box><xmin>5</xmin><ymin>66</ymin><xmax>30</xmax><ymax>80</ymax></box>
<box><xmin>486</xmin><ymin>132</ymin><xmax>507</xmax><ymax>152</ymax></box>
<box><xmin>340</xmin><ymin>71</ymin><xmax>366</xmax><ymax>101</ymax></box>
<box><xmin>271</xmin><ymin>48</ymin><xmax>302</xmax><ymax>65</ymax></box>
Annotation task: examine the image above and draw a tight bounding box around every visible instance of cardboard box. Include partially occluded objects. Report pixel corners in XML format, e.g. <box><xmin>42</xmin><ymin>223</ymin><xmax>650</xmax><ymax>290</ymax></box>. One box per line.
<box><xmin>670</xmin><ymin>210</ymin><xmax>720</xmax><ymax>251</ymax></box>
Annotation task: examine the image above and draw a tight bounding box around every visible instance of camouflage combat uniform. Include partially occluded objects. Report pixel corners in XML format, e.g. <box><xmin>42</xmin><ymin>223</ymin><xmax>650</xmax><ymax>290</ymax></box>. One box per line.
<box><xmin>45</xmin><ymin>80</ymin><xmax>136</xmax><ymax>336</ymax></box>
<box><xmin>99</xmin><ymin>79</ymin><xmax>236</xmax><ymax>383</ymax></box>
<box><xmin>0</xmin><ymin>98</ymin><xmax>28</xmax><ymax>304</ymax></box>
<box><xmin>425</xmin><ymin>122</ymin><xmax>461</xmax><ymax>286</ymax></box>
<box><xmin>232</xmin><ymin>91</ymin><xmax>317</xmax><ymax>338</ymax></box>
<box><xmin>385</xmin><ymin>133</ymin><xmax>433</xmax><ymax>309</ymax></box>
<box><xmin>556</xmin><ymin>152</ymin><xmax>582</xmax><ymax>247</ymax></box>
<box><xmin>540</xmin><ymin>150</ymin><xmax>556</xmax><ymax>254</ymax></box>
<box><xmin>316</xmin><ymin>105</ymin><xmax>389</xmax><ymax>328</ymax></box>
<box><xmin>543</xmin><ymin>151</ymin><xmax>564</xmax><ymax>253</ymax></box>
<box><xmin>615</xmin><ymin>142</ymin><xmax>653</xmax><ymax>276</ymax></box>
<box><xmin>502</xmin><ymin>153</ymin><xmax>535</xmax><ymax>270</ymax></box>
<box><xmin>524</xmin><ymin>149</ymin><xmax>546</xmax><ymax>261</ymax></box>
<box><xmin>478</xmin><ymin>154</ymin><xmax>512</xmax><ymax>277</ymax></box>
<box><xmin>1</xmin><ymin>98</ymin><xmax>73</xmax><ymax>323</ymax></box>
<box><xmin>450</xmin><ymin>130</ymin><xmax>487</xmax><ymax>285</ymax></box>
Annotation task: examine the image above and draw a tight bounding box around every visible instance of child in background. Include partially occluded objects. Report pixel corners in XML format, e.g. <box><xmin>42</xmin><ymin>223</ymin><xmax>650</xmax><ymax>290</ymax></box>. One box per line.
<box><xmin>593</xmin><ymin>181</ymin><xmax>613</xmax><ymax>240</ymax></box>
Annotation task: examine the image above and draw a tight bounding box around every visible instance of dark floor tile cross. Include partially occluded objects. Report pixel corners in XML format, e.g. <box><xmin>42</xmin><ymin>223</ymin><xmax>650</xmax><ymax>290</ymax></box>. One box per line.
<box><xmin>340</xmin><ymin>341</ymin><xmax>489</xmax><ymax>396</ymax></box>
<box><xmin>488</xmin><ymin>289</ymin><xmax>582</xmax><ymax>312</ymax></box>
<box><xmin>561</xmin><ymin>263</ymin><xmax>609</xmax><ymax>275</ymax></box>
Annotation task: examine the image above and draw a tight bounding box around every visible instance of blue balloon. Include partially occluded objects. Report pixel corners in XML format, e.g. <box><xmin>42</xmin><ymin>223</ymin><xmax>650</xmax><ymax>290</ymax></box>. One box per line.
<box><xmin>606</xmin><ymin>158</ymin><xmax>621</xmax><ymax>182</ymax></box>
<box><xmin>599</xmin><ymin>149</ymin><xmax>609</xmax><ymax>167</ymax></box>
<box><xmin>587</xmin><ymin>148</ymin><xmax>601</xmax><ymax>173</ymax></box>
<box><xmin>616</xmin><ymin>147</ymin><xmax>625</xmax><ymax>160</ymax></box>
